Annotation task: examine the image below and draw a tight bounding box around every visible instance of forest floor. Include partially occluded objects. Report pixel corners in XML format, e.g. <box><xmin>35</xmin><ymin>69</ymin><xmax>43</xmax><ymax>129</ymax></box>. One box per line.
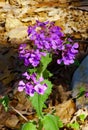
<box><xmin>0</xmin><ymin>0</ymin><xmax>88</xmax><ymax>130</ymax></box>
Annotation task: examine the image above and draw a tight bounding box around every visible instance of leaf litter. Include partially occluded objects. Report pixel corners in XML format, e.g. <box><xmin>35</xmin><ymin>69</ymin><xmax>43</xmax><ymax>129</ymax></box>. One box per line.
<box><xmin>0</xmin><ymin>0</ymin><xmax>88</xmax><ymax>129</ymax></box>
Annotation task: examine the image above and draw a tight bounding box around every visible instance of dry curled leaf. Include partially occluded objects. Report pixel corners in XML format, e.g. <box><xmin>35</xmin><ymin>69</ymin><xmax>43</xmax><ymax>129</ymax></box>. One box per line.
<box><xmin>55</xmin><ymin>99</ymin><xmax>76</xmax><ymax>123</ymax></box>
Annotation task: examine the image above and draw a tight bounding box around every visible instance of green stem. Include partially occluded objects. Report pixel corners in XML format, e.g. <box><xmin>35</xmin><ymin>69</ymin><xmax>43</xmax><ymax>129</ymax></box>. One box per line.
<box><xmin>38</xmin><ymin>119</ymin><xmax>43</xmax><ymax>130</ymax></box>
<box><xmin>38</xmin><ymin>94</ymin><xmax>43</xmax><ymax>118</ymax></box>
<box><xmin>37</xmin><ymin>95</ymin><xmax>43</xmax><ymax>130</ymax></box>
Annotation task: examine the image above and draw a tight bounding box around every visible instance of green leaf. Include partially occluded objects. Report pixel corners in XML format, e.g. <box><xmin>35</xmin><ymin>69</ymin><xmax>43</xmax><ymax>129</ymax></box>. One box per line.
<box><xmin>43</xmin><ymin>69</ymin><xmax>53</xmax><ymax>79</ymax></box>
<box><xmin>79</xmin><ymin>114</ymin><xmax>86</xmax><ymax>121</ymax></box>
<box><xmin>77</xmin><ymin>87</ymin><xmax>85</xmax><ymax>99</ymax></box>
<box><xmin>67</xmin><ymin>122</ymin><xmax>80</xmax><ymax>130</ymax></box>
<box><xmin>22</xmin><ymin>122</ymin><xmax>37</xmax><ymax>130</ymax></box>
<box><xmin>0</xmin><ymin>96</ymin><xmax>9</xmax><ymax>111</ymax></box>
<box><xmin>28</xmin><ymin>68</ymin><xmax>37</xmax><ymax>74</ymax></box>
<box><xmin>41</xmin><ymin>53</ymin><xmax>52</xmax><ymax>72</ymax></box>
<box><xmin>74</xmin><ymin>60</ymin><xmax>80</xmax><ymax>66</ymax></box>
<box><xmin>30</xmin><ymin>80</ymin><xmax>52</xmax><ymax>117</ymax></box>
<box><xmin>42</xmin><ymin>114</ymin><xmax>60</xmax><ymax>130</ymax></box>
<box><xmin>57</xmin><ymin>117</ymin><xmax>63</xmax><ymax>128</ymax></box>
<box><xmin>30</xmin><ymin>93</ymin><xmax>43</xmax><ymax>117</ymax></box>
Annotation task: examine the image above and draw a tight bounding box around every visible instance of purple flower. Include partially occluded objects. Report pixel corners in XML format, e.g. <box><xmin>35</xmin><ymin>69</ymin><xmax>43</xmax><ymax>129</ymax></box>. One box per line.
<box><xmin>18</xmin><ymin>80</ymin><xmax>25</xmax><ymax>92</ymax></box>
<box><xmin>26</xmin><ymin>83</ymin><xmax>35</xmax><ymax>97</ymax></box>
<box><xmin>38</xmin><ymin>76</ymin><xmax>44</xmax><ymax>82</ymax></box>
<box><xmin>71</xmin><ymin>43</ymin><xmax>79</xmax><ymax>53</ymax></box>
<box><xmin>36</xmin><ymin>20</ymin><xmax>49</xmax><ymax>26</ymax></box>
<box><xmin>19</xmin><ymin>44</ymin><xmax>43</xmax><ymax>67</ymax></box>
<box><xmin>85</xmin><ymin>92</ymin><xmax>88</xmax><ymax>98</ymax></box>
<box><xmin>57</xmin><ymin>42</ymin><xmax>79</xmax><ymax>65</ymax></box>
<box><xmin>30</xmin><ymin>73</ymin><xmax>37</xmax><ymax>84</ymax></box>
<box><xmin>19</xmin><ymin>43</ymin><xmax>27</xmax><ymax>51</ymax></box>
<box><xmin>19</xmin><ymin>44</ymin><xmax>27</xmax><ymax>58</ymax></box>
<box><xmin>22</xmin><ymin>72</ymin><xmax>30</xmax><ymax>80</ymax></box>
<box><xmin>67</xmin><ymin>38</ymin><xmax>73</xmax><ymax>43</ymax></box>
<box><xmin>34</xmin><ymin>84</ymin><xmax>47</xmax><ymax>95</ymax></box>
<box><xmin>27</xmin><ymin>21</ymin><xmax>64</xmax><ymax>52</ymax></box>
<box><xmin>18</xmin><ymin>72</ymin><xmax>47</xmax><ymax>96</ymax></box>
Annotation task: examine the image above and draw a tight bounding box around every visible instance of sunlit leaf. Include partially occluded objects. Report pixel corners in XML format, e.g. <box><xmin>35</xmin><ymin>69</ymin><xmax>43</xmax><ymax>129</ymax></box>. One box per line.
<box><xmin>79</xmin><ymin>114</ymin><xmax>86</xmax><ymax>121</ymax></box>
<box><xmin>41</xmin><ymin>53</ymin><xmax>52</xmax><ymax>72</ymax></box>
<box><xmin>42</xmin><ymin>114</ymin><xmax>62</xmax><ymax>130</ymax></box>
<box><xmin>67</xmin><ymin>121</ymin><xmax>80</xmax><ymax>130</ymax></box>
<box><xmin>22</xmin><ymin>122</ymin><xmax>37</xmax><ymax>130</ymax></box>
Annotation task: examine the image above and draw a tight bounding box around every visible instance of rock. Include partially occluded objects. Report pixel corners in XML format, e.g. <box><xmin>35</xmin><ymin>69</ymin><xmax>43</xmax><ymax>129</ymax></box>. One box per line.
<box><xmin>71</xmin><ymin>55</ymin><xmax>88</xmax><ymax>108</ymax></box>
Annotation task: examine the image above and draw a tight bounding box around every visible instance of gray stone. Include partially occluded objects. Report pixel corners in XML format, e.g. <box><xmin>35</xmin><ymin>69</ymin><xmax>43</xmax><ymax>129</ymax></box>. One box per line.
<box><xmin>71</xmin><ymin>55</ymin><xmax>88</xmax><ymax>108</ymax></box>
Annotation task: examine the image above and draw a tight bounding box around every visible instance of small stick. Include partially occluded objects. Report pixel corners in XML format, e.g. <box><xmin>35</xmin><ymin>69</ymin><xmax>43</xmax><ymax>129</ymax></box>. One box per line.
<box><xmin>10</xmin><ymin>106</ymin><xmax>28</xmax><ymax>121</ymax></box>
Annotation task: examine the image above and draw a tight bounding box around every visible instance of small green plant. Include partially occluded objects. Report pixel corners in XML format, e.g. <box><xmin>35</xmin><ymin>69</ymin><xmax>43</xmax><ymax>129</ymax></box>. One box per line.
<box><xmin>22</xmin><ymin>122</ymin><xmax>37</xmax><ymax>130</ymax></box>
<box><xmin>22</xmin><ymin>115</ymin><xmax>63</xmax><ymax>130</ymax></box>
<box><xmin>67</xmin><ymin>121</ymin><xmax>80</xmax><ymax>130</ymax></box>
<box><xmin>79</xmin><ymin>114</ymin><xmax>86</xmax><ymax>122</ymax></box>
<box><xmin>0</xmin><ymin>95</ymin><xmax>9</xmax><ymax>111</ymax></box>
<box><xmin>67</xmin><ymin>113</ymin><xmax>87</xmax><ymax>130</ymax></box>
<box><xmin>76</xmin><ymin>87</ymin><xmax>85</xmax><ymax>99</ymax></box>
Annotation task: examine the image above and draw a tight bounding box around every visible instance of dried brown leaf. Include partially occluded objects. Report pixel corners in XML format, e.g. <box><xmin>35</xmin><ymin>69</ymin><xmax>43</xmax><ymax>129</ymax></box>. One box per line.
<box><xmin>5</xmin><ymin>115</ymin><xmax>19</xmax><ymax>128</ymax></box>
<box><xmin>55</xmin><ymin>99</ymin><xmax>76</xmax><ymax>123</ymax></box>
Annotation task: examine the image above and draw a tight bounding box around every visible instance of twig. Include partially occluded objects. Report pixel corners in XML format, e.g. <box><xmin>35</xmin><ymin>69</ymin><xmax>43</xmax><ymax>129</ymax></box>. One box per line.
<box><xmin>10</xmin><ymin>106</ymin><xmax>28</xmax><ymax>121</ymax></box>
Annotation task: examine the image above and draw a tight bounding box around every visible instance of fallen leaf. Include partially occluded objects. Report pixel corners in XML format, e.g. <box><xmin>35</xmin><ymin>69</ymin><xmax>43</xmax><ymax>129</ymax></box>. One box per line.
<box><xmin>5</xmin><ymin>115</ymin><xmax>19</xmax><ymax>128</ymax></box>
<box><xmin>5</xmin><ymin>13</ymin><xmax>23</xmax><ymax>31</ymax></box>
<box><xmin>55</xmin><ymin>99</ymin><xmax>76</xmax><ymax>123</ymax></box>
<box><xmin>6</xmin><ymin>26</ymin><xmax>28</xmax><ymax>40</ymax></box>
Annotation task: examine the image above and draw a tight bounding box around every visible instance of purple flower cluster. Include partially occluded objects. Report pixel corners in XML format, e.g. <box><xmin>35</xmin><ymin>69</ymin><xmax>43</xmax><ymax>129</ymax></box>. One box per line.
<box><xmin>19</xmin><ymin>21</ymin><xmax>79</xmax><ymax>67</ymax></box>
<box><xmin>18</xmin><ymin>21</ymin><xmax>79</xmax><ymax>96</ymax></box>
<box><xmin>19</xmin><ymin>43</ymin><xmax>46</xmax><ymax>67</ymax></box>
<box><xmin>57</xmin><ymin>42</ymin><xmax>79</xmax><ymax>65</ymax></box>
<box><xmin>27</xmin><ymin>21</ymin><xmax>79</xmax><ymax>65</ymax></box>
<box><xmin>18</xmin><ymin>72</ymin><xmax>47</xmax><ymax>96</ymax></box>
<box><xmin>27</xmin><ymin>20</ymin><xmax>64</xmax><ymax>52</ymax></box>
